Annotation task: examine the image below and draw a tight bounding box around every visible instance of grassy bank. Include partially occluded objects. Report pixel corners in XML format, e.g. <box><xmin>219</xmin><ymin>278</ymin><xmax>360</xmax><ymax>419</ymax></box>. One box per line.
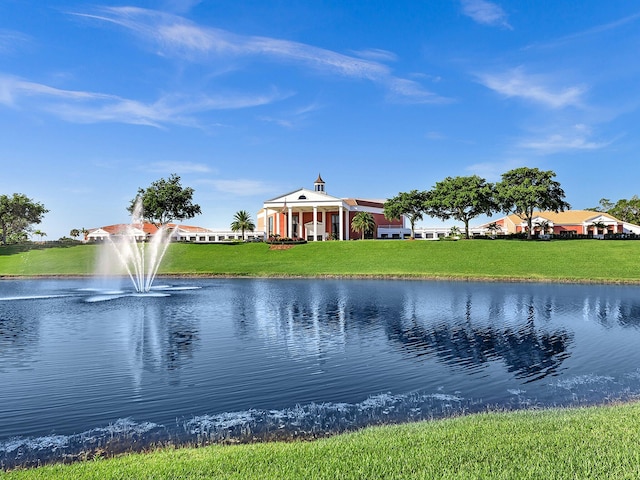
<box><xmin>2</xmin><ymin>239</ymin><xmax>640</xmax><ymax>283</ymax></box>
<box><xmin>4</xmin><ymin>402</ymin><xmax>640</xmax><ymax>479</ymax></box>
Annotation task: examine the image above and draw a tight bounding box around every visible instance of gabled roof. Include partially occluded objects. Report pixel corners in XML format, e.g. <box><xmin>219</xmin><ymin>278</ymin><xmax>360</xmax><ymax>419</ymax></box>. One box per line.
<box><xmin>264</xmin><ymin>188</ymin><xmax>343</xmax><ymax>203</ymax></box>
<box><xmin>344</xmin><ymin>198</ymin><xmax>386</xmax><ymax>208</ymax></box>
<box><xmin>90</xmin><ymin>222</ymin><xmax>212</xmax><ymax>236</ymax></box>
<box><xmin>507</xmin><ymin>210</ymin><xmax>622</xmax><ymax>225</ymax></box>
<box><xmin>173</xmin><ymin>225</ymin><xmax>214</xmax><ymax>233</ymax></box>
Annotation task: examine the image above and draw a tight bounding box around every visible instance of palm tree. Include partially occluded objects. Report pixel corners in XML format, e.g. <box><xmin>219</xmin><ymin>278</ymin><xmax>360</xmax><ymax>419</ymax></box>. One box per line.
<box><xmin>351</xmin><ymin>212</ymin><xmax>376</xmax><ymax>240</ymax></box>
<box><xmin>486</xmin><ymin>222</ymin><xmax>501</xmax><ymax>238</ymax></box>
<box><xmin>70</xmin><ymin>229</ymin><xmax>81</xmax><ymax>240</ymax></box>
<box><xmin>535</xmin><ymin>221</ymin><xmax>551</xmax><ymax>235</ymax></box>
<box><xmin>449</xmin><ymin>226</ymin><xmax>461</xmax><ymax>238</ymax></box>
<box><xmin>230</xmin><ymin>210</ymin><xmax>256</xmax><ymax>241</ymax></box>
<box><xmin>33</xmin><ymin>230</ymin><xmax>46</xmax><ymax>243</ymax></box>
<box><xmin>590</xmin><ymin>221</ymin><xmax>607</xmax><ymax>236</ymax></box>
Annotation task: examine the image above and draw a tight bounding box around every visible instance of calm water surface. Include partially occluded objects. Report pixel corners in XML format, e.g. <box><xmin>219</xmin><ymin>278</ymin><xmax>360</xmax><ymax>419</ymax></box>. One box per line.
<box><xmin>2</xmin><ymin>277</ymin><xmax>640</xmax><ymax>467</ymax></box>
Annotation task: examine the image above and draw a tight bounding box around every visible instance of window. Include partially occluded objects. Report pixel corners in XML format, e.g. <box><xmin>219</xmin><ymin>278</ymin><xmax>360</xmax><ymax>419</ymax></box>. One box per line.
<box><xmin>292</xmin><ymin>215</ymin><xmax>299</xmax><ymax>238</ymax></box>
<box><xmin>268</xmin><ymin>217</ymin><xmax>273</xmax><ymax>235</ymax></box>
<box><xmin>298</xmin><ymin>195</ymin><xmax>307</xmax><ymax>200</ymax></box>
<box><xmin>331</xmin><ymin>214</ymin><xmax>339</xmax><ymax>238</ymax></box>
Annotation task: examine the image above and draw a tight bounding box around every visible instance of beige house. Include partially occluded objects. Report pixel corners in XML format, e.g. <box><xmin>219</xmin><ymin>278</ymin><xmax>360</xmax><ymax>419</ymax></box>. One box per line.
<box><xmin>474</xmin><ymin>210</ymin><xmax>640</xmax><ymax>237</ymax></box>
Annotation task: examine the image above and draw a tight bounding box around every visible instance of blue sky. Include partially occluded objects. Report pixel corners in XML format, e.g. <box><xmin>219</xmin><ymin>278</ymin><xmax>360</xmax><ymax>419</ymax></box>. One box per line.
<box><xmin>1</xmin><ymin>1</ymin><xmax>639</xmax><ymax>239</ymax></box>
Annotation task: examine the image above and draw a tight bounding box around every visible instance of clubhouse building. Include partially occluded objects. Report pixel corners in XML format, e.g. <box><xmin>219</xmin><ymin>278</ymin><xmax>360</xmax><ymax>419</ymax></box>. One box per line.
<box><xmin>257</xmin><ymin>175</ymin><xmax>406</xmax><ymax>240</ymax></box>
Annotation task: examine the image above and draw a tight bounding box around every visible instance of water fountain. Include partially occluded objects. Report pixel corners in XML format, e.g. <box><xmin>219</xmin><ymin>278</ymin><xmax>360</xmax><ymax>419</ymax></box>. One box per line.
<box><xmin>102</xmin><ymin>199</ymin><xmax>174</xmax><ymax>293</ymax></box>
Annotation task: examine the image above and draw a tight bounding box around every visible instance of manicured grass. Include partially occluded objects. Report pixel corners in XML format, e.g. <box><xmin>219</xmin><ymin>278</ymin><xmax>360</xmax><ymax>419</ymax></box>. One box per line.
<box><xmin>2</xmin><ymin>239</ymin><xmax>640</xmax><ymax>283</ymax></box>
<box><xmin>4</xmin><ymin>402</ymin><xmax>640</xmax><ymax>479</ymax></box>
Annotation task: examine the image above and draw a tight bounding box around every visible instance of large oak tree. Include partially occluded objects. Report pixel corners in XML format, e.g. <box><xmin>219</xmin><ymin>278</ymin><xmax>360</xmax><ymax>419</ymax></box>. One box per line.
<box><xmin>0</xmin><ymin>193</ymin><xmax>48</xmax><ymax>245</ymax></box>
<box><xmin>495</xmin><ymin>167</ymin><xmax>570</xmax><ymax>239</ymax></box>
<box><xmin>425</xmin><ymin>175</ymin><xmax>496</xmax><ymax>239</ymax></box>
<box><xmin>383</xmin><ymin>190</ymin><xmax>429</xmax><ymax>239</ymax></box>
<box><xmin>129</xmin><ymin>174</ymin><xmax>201</xmax><ymax>227</ymax></box>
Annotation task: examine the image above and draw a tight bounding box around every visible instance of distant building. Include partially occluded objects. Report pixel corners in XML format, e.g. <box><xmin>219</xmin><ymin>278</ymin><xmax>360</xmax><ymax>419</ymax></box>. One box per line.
<box><xmin>86</xmin><ymin>223</ymin><xmax>265</xmax><ymax>243</ymax></box>
<box><xmin>474</xmin><ymin>210</ymin><xmax>640</xmax><ymax>237</ymax></box>
<box><xmin>257</xmin><ymin>174</ymin><xmax>406</xmax><ymax>240</ymax></box>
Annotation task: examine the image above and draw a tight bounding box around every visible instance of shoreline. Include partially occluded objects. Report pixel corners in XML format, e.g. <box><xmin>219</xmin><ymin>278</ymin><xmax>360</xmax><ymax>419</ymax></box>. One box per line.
<box><xmin>3</xmin><ymin>272</ymin><xmax>640</xmax><ymax>285</ymax></box>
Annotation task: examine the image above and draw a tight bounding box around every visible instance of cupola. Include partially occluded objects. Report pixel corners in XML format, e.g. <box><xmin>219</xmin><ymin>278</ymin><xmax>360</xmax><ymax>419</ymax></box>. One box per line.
<box><xmin>314</xmin><ymin>173</ymin><xmax>326</xmax><ymax>194</ymax></box>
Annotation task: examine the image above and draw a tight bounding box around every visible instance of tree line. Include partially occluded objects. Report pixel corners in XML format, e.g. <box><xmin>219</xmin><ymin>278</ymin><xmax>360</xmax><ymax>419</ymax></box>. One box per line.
<box><xmin>383</xmin><ymin>166</ymin><xmax>570</xmax><ymax>240</ymax></box>
<box><xmin>3</xmin><ymin>169</ymin><xmax>640</xmax><ymax>246</ymax></box>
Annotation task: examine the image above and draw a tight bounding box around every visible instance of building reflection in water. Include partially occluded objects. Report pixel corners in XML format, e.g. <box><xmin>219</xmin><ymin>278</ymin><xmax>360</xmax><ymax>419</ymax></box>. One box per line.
<box><xmin>230</xmin><ymin>280</ymin><xmax>577</xmax><ymax>382</ymax></box>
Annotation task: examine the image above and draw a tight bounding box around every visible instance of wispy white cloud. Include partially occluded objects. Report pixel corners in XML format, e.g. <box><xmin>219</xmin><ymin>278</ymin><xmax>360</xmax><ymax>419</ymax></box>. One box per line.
<box><xmin>0</xmin><ymin>29</ymin><xmax>31</xmax><ymax>54</ymax></box>
<box><xmin>387</xmin><ymin>78</ymin><xmax>451</xmax><ymax>104</ymax></box>
<box><xmin>350</xmin><ymin>48</ymin><xmax>398</xmax><ymax>63</ymax></box>
<box><xmin>259</xmin><ymin>102</ymin><xmax>322</xmax><ymax>129</ymax></box>
<box><xmin>465</xmin><ymin>159</ymin><xmax>526</xmax><ymax>181</ymax></box>
<box><xmin>71</xmin><ymin>7</ymin><xmax>447</xmax><ymax>104</ymax></box>
<box><xmin>477</xmin><ymin>67</ymin><xmax>587</xmax><ymax>108</ymax></box>
<box><xmin>0</xmin><ymin>74</ymin><xmax>285</xmax><ymax>127</ymax></box>
<box><xmin>518</xmin><ymin>124</ymin><xmax>612</xmax><ymax>154</ymax></box>
<box><xmin>526</xmin><ymin>11</ymin><xmax>640</xmax><ymax>50</ymax></box>
<box><xmin>199</xmin><ymin>178</ymin><xmax>274</xmax><ymax>196</ymax></box>
<box><xmin>461</xmin><ymin>0</ymin><xmax>512</xmax><ymax>30</ymax></box>
<box><xmin>425</xmin><ymin>131</ymin><xmax>446</xmax><ymax>140</ymax></box>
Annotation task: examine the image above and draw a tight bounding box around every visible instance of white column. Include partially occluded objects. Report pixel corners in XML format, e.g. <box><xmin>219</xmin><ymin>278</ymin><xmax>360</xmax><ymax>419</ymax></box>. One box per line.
<box><xmin>264</xmin><ymin>208</ymin><xmax>270</xmax><ymax>236</ymax></box>
<box><xmin>276</xmin><ymin>208</ymin><xmax>281</xmax><ymax>237</ymax></box>
<box><xmin>321</xmin><ymin>210</ymin><xmax>326</xmax><ymax>240</ymax></box>
<box><xmin>299</xmin><ymin>209</ymin><xmax>303</xmax><ymax>239</ymax></box>
<box><xmin>313</xmin><ymin>206</ymin><xmax>318</xmax><ymax>241</ymax></box>
<box><xmin>288</xmin><ymin>207</ymin><xmax>293</xmax><ymax>238</ymax></box>
<box><xmin>339</xmin><ymin>206</ymin><xmax>344</xmax><ymax>241</ymax></box>
<box><xmin>345</xmin><ymin>208</ymin><xmax>350</xmax><ymax>240</ymax></box>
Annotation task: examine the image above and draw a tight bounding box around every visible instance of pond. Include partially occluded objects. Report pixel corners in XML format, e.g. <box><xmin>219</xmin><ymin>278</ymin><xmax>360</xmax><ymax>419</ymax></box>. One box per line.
<box><xmin>2</xmin><ymin>277</ymin><xmax>640</xmax><ymax>468</ymax></box>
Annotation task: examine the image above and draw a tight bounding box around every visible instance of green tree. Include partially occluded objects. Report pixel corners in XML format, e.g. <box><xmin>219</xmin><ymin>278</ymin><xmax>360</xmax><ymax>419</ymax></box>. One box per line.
<box><xmin>230</xmin><ymin>210</ymin><xmax>256</xmax><ymax>240</ymax></box>
<box><xmin>587</xmin><ymin>198</ymin><xmax>615</xmax><ymax>213</ymax></box>
<box><xmin>383</xmin><ymin>190</ymin><xmax>429</xmax><ymax>239</ymax></box>
<box><xmin>424</xmin><ymin>175</ymin><xmax>496</xmax><ymax>239</ymax></box>
<box><xmin>495</xmin><ymin>167</ymin><xmax>570</xmax><ymax>240</ymax></box>
<box><xmin>607</xmin><ymin>196</ymin><xmax>640</xmax><ymax>225</ymax></box>
<box><xmin>351</xmin><ymin>211</ymin><xmax>376</xmax><ymax>240</ymax></box>
<box><xmin>128</xmin><ymin>174</ymin><xmax>201</xmax><ymax>226</ymax></box>
<box><xmin>70</xmin><ymin>228</ymin><xmax>81</xmax><ymax>240</ymax></box>
<box><xmin>0</xmin><ymin>193</ymin><xmax>49</xmax><ymax>245</ymax></box>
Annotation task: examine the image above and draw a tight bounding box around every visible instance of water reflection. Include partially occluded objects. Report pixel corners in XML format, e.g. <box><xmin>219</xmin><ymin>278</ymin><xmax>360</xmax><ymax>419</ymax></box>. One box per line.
<box><xmin>389</xmin><ymin>289</ymin><xmax>573</xmax><ymax>382</ymax></box>
<box><xmin>0</xmin><ymin>305</ymin><xmax>39</xmax><ymax>371</ymax></box>
<box><xmin>4</xmin><ymin>279</ymin><xmax>640</xmax><ymax>470</ymax></box>
<box><xmin>238</xmin><ymin>280</ymin><xmax>574</xmax><ymax>382</ymax></box>
<box><xmin>123</xmin><ymin>299</ymin><xmax>200</xmax><ymax>388</ymax></box>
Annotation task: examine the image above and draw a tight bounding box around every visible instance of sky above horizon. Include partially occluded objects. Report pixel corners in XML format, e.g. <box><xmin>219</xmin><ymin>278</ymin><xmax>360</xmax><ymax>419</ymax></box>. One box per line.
<box><xmin>2</xmin><ymin>1</ymin><xmax>639</xmax><ymax>239</ymax></box>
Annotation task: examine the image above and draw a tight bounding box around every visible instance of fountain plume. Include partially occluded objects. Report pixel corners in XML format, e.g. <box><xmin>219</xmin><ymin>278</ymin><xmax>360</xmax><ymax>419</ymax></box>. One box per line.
<box><xmin>102</xmin><ymin>198</ymin><xmax>174</xmax><ymax>293</ymax></box>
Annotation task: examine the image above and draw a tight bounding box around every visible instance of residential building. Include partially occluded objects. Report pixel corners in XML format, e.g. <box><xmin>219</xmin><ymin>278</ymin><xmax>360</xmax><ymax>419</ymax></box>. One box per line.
<box><xmin>86</xmin><ymin>224</ymin><xmax>265</xmax><ymax>243</ymax></box>
<box><xmin>474</xmin><ymin>210</ymin><xmax>640</xmax><ymax>237</ymax></box>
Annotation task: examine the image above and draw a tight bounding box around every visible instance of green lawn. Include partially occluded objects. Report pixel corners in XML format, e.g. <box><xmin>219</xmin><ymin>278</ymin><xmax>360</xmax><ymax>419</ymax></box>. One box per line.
<box><xmin>4</xmin><ymin>403</ymin><xmax>640</xmax><ymax>479</ymax></box>
<box><xmin>2</xmin><ymin>239</ymin><xmax>640</xmax><ymax>283</ymax></box>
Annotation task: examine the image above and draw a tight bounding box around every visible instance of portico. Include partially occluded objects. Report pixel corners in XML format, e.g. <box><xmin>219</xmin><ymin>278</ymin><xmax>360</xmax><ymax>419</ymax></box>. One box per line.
<box><xmin>260</xmin><ymin>175</ymin><xmax>352</xmax><ymax>241</ymax></box>
<box><xmin>257</xmin><ymin>174</ymin><xmax>405</xmax><ymax>241</ymax></box>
